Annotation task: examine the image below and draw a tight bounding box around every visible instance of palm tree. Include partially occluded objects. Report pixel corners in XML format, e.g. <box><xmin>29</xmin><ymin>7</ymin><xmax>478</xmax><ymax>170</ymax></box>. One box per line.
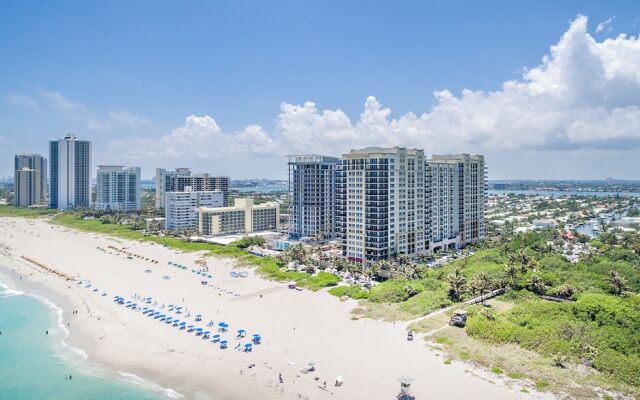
<box><xmin>504</xmin><ymin>260</ymin><xmax>518</xmax><ymax>286</ymax></box>
<box><xmin>527</xmin><ymin>274</ymin><xmax>545</xmax><ymax>294</ymax></box>
<box><xmin>469</xmin><ymin>272</ymin><xmax>492</xmax><ymax>305</ymax></box>
<box><xmin>447</xmin><ymin>268</ymin><xmax>466</xmax><ymax>301</ymax></box>
<box><xmin>518</xmin><ymin>250</ymin><xmax>530</xmax><ymax>274</ymax></box>
<box><xmin>608</xmin><ymin>270</ymin><xmax>626</xmax><ymax>296</ymax></box>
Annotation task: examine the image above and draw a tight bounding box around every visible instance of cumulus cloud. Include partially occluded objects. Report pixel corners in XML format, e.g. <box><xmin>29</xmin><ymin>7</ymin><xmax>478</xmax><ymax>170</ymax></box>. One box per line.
<box><xmin>596</xmin><ymin>16</ymin><xmax>615</xmax><ymax>34</ymax></box>
<box><xmin>112</xmin><ymin>115</ymin><xmax>276</xmax><ymax>161</ymax></box>
<box><xmin>116</xmin><ymin>15</ymin><xmax>640</xmax><ymax>162</ymax></box>
<box><xmin>8</xmin><ymin>89</ymin><xmax>149</xmax><ymax>131</ymax></box>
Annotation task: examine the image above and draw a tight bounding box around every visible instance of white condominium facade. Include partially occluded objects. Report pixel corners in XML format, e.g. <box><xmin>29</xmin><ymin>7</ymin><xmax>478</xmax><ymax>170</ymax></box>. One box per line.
<box><xmin>337</xmin><ymin>147</ymin><xmax>425</xmax><ymax>265</ymax></box>
<box><xmin>427</xmin><ymin>154</ymin><xmax>486</xmax><ymax>251</ymax></box>
<box><xmin>199</xmin><ymin>198</ymin><xmax>279</xmax><ymax>237</ymax></box>
<box><xmin>287</xmin><ymin>154</ymin><xmax>340</xmax><ymax>240</ymax></box>
<box><xmin>49</xmin><ymin>135</ymin><xmax>91</xmax><ymax>209</ymax></box>
<box><xmin>155</xmin><ymin>168</ymin><xmax>229</xmax><ymax>208</ymax></box>
<box><xmin>95</xmin><ymin>166</ymin><xmax>141</xmax><ymax>212</ymax></box>
<box><xmin>165</xmin><ymin>189</ymin><xmax>224</xmax><ymax>232</ymax></box>
<box><xmin>14</xmin><ymin>153</ymin><xmax>47</xmax><ymax>207</ymax></box>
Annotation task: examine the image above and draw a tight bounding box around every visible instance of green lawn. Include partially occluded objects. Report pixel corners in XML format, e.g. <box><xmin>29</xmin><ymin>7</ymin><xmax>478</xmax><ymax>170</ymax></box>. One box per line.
<box><xmin>0</xmin><ymin>205</ymin><xmax>57</xmax><ymax>218</ymax></box>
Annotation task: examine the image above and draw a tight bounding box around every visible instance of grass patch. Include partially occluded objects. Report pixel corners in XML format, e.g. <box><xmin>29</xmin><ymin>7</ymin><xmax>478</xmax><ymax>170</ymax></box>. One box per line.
<box><xmin>0</xmin><ymin>205</ymin><xmax>57</xmax><ymax>218</ymax></box>
<box><xmin>328</xmin><ymin>285</ymin><xmax>370</xmax><ymax>299</ymax></box>
<box><xmin>444</xmin><ymin>359</ymin><xmax>452</xmax><ymax>365</ymax></box>
<box><xmin>507</xmin><ymin>371</ymin><xmax>525</xmax><ymax>379</ymax></box>
<box><xmin>535</xmin><ymin>380</ymin><xmax>550</xmax><ymax>390</ymax></box>
<box><xmin>491</xmin><ymin>366</ymin><xmax>504</xmax><ymax>374</ymax></box>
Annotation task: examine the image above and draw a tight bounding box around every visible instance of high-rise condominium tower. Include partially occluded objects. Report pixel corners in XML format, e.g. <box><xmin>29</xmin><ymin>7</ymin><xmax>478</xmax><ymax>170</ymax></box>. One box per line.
<box><xmin>95</xmin><ymin>166</ymin><xmax>141</xmax><ymax>212</ymax></box>
<box><xmin>49</xmin><ymin>135</ymin><xmax>91</xmax><ymax>209</ymax></box>
<box><xmin>287</xmin><ymin>155</ymin><xmax>340</xmax><ymax>240</ymax></box>
<box><xmin>13</xmin><ymin>154</ymin><xmax>47</xmax><ymax>207</ymax></box>
<box><xmin>336</xmin><ymin>147</ymin><xmax>425</xmax><ymax>265</ymax></box>
<box><xmin>155</xmin><ymin>168</ymin><xmax>229</xmax><ymax>208</ymax></box>
<box><xmin>426</xmin><ymin>154</ymin><xmax>486</xmax><ymax>251</ymax></box>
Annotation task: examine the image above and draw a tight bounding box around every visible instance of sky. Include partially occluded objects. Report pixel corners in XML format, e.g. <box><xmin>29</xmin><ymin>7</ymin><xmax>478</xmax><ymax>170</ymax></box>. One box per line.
<box><xmin>1</xmin><ymin>1</ymin><xmax>640</xmax><ymax>180</ymax></box>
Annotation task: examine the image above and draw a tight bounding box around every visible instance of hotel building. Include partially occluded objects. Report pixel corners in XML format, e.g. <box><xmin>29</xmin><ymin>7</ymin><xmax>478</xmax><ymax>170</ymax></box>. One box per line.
<box><xmin>165</xmin><ymin>189</ymin><xmax>224</xmax><ymax>232</ymax></box>
<box><xmin>287</xmin><ymin>155</ymin><xmax>340</xmax><ymax>240</ymax></box>
<box><xmin>155</xmin><ymin>168</ymin><xmax>229</xmax><ymax>208</ymax></box>
<box><xmin>49</xmin><ymin>135</ymin><xmax>91</xmax><ymax>209</ymax></box>
<box><xmin>199</xmin><ymin>198</ymin><xmax>279</xmax><ymax>236</ymax></box>
<box><xmin>95</xmin><ymin>166</ymin><xmax>141</xmax><ymax>212</ymax></box>
<box><xmin>13</xmin><ymin>154</ymin><xmax>47</xmax><ymax>207</ymax></box>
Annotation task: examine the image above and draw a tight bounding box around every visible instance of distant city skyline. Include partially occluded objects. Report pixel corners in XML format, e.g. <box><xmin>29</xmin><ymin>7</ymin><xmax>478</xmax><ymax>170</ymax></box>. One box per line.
<box><xmin>1</xmin><ymin>1</ymin><xmax>640</xmax><ymax>180</ymax></box>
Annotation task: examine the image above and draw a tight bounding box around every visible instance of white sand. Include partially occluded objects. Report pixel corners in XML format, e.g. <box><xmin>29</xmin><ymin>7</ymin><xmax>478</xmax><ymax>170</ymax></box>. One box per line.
<box><xmin>0</xmin><ymin>217</ymin><xmax>555</xmax><ymax>400</ymax></box>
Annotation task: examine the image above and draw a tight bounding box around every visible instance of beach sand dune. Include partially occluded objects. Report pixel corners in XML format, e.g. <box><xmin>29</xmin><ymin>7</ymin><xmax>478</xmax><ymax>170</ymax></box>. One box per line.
<box><xmin>0</xmin><ymin>217</ymin><xmax>553</xmax><ymax>400</ymax></box>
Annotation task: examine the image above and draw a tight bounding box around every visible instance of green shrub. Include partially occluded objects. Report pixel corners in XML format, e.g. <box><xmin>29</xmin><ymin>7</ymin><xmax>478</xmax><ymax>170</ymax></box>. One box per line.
<box><xmin>328</xmin><ymin>285</ymin><xmax>370</xmax><ymax>299</ymax></box>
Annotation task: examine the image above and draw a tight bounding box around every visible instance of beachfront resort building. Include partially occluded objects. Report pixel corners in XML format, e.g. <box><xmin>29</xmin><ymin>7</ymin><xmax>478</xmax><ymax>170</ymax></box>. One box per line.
<box><xmin>155</xmin><ymin>168</ymin><xmax>229</xmax><ymax>209</ymax></box>
<box><xmin>49</xmin><ymin>135</ymin><xmax>91</xmax><ymax>210</ymax></box>
<box><xmin>199</xmin><ymin>198</ymin><xmax>279</xmax><ymax>236</ymax></box>
<box><xmin>95</xmin><ymin>166</ymin><xmax>141</xmax><ymax>212</ymax></box>
<box><xmin>287</xmin><ymin>154</ymin><xmax>340</xmax><ymax>240</ymax></box>
<box><xmin>336</xmin><ymin>147</ymin><xmax>426</xmax><ymax>265</ymax></box>
<box><xmin>426</xmin><ymin>154</ymin><xmax>486</xmax><ymax>251</ymax></box>
<box><xmin>13</xmin><ymin>153</ymin><xmax>47</xmax><ymax>207</ymax></box>
<box><xmin>165</xmin><ymin>188</ymin><xmax>224</xmax><ymax>232</ymax></box>
<box><xmin>288</xmin><ymin>148</ymin><xmax>487</xmax><ymax>263</ymax></box>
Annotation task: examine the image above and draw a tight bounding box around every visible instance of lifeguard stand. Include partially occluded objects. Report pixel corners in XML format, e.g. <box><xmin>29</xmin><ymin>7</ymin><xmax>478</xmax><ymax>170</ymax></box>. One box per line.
<box><xmin>396</xmin><ymin>376</ymin><xmax>415</xmax><ymax>400</ymax></box>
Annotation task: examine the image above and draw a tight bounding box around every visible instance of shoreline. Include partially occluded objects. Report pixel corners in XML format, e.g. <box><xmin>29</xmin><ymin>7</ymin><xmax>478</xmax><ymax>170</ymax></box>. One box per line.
<box><xmin>0</xmin><ymin>216</ymin><xmax>551</xmax><ymax>400</ymax></box>
<box><xmin>0</xmin><ymin>264</ymin><xmax>188</xmax><ymax>400</ymax></box>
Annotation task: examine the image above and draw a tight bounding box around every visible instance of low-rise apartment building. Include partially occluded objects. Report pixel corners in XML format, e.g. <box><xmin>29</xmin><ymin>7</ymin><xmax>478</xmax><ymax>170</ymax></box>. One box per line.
<box><xmin>199</xmin><ymin>198</ymin><xmax>279</xmax><ymax>236</ymax></box>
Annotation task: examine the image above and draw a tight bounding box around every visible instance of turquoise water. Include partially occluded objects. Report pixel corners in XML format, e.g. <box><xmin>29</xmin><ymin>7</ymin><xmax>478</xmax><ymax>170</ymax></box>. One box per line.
<box><xmin>489</xmin><ymin>189</ymin><xmax>640</xmax><ymax>197</ymax></box>
<box><xmin>0</xmin><ymin>281</ymin><xmax>164</xmax><ymax>400</ymax></box>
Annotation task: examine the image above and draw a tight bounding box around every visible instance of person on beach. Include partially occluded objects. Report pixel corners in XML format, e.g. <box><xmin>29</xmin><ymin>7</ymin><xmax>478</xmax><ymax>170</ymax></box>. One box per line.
<box><xmin>46</xmin><ymin>330</ymin><xmax>48</xmax><ymax>335</ymax></box>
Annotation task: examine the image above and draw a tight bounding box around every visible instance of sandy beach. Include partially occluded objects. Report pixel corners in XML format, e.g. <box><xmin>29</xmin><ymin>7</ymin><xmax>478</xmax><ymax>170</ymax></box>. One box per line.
<box><xmin>0</xmin><ymin>216</ymin><xmax>554</xmax><ymax>400</ymax></box>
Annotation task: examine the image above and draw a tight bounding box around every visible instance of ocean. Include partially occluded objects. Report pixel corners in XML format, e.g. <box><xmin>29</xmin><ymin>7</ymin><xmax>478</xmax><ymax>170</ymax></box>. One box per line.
<box><xmin>0</xmin><ymin>277</ymin><xmax>166</xmax><ymax>400</ymax></box>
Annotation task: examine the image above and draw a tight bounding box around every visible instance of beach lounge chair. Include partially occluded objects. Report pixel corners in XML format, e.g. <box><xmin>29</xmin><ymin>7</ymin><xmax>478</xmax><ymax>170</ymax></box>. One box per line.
<box><xmin>220</xmin><ymin>340</ymin><xmax>228</xmax><ymax>349</ymax></box>
<box><xmin>252</xmin><ymin>334</ymin><xmax>261</xmax><ymax>345</ymax></box>
<box><xmin>196</xmin><ymin>328</ymin><xmax>203</xmax><ymax>336</ymax></box>
<box><xmin>173</xmin><ymin>320</ymin><xmax>180</xmax><ymax>327</ymax></box>
<box><xmin>187</xmin><ymin>326</ymin><xmax>195</xmax><ymax>333</ymax></box>
<box><xmin>211</xmin><ymin>334</ymin><xmax>221</xmax><ymax>343</ymax></box>
<box><xmin>244</xmin><ymin>343</ymin><xmax>253</xmax><ymax>352</ymax></box>
<box><xmin>236</xmin><ymin>329</ymin><xmax>246</xmax><ymax>338</ymax></box>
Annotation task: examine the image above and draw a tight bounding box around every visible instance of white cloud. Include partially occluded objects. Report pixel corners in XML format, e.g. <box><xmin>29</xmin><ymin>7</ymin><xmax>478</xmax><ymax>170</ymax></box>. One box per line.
<box><xmin>9</xmin><ymin>89</ymin><xmax>149</xmax><ymax>131</ymax></box>
<box><xmin>596</xmin><ymin>16</ymin><xmax>615</xmax><ymax>34</ymax></box>
<box><xmin>117</xmin><ymin>15</ymin><xmax>640</xmax><ymax>163</ymax></box>
<box><xmin>107</xmin><ymin>109</ymin><xmax>150</xmax><ymax>127</ymax></box>
<box><xmin>112</xmin><ymin>115</ymin><xmax>276</xmax><ymax>161</ymax></box>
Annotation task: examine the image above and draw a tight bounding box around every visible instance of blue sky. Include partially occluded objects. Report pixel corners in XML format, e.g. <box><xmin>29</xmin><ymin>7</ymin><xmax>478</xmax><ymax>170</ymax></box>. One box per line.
<box><xmin>1</xmin><ymin>1</ymin><xmax>640</xmax><ymax>179</ymax></box>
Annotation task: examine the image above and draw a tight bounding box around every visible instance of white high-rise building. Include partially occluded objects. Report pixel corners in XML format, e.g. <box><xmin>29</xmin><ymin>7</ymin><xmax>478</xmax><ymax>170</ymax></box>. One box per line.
<box><xmin>155</xmin><ymin>168</ymin><xmax>229</xmax><ymax>208</ymax></box>
<box><xmin>336</xmin><ymin>147</ymin><xmax>425</xmax><ymax>265</ymax></box>
<box><xmin>49</xmin><ymin>135</ymin><xmax>91</xmax><ymax>209</ymax></box>
<box><xmin>287</xmin><ymin>155</ymin><xmax>340</xmax><ymax>240</ymax></box>
<box><xmin>426</xmin><ymin>154</ymin><xmax>486</xmax><ymax>251</ymax></box>
<box><xmin>95</xmin><ymin>166</ymin><xmax>141</xmax><ymax>212</ymax></box>
<box><xmin>14</xmin><ymin>154</ymin><xmax>47</xmax><ymax>207</ymax></box>
<box><xmin>165</xmin><ymin>189</ymin><xmax>224</xmax><ymax>232</ymax></box>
